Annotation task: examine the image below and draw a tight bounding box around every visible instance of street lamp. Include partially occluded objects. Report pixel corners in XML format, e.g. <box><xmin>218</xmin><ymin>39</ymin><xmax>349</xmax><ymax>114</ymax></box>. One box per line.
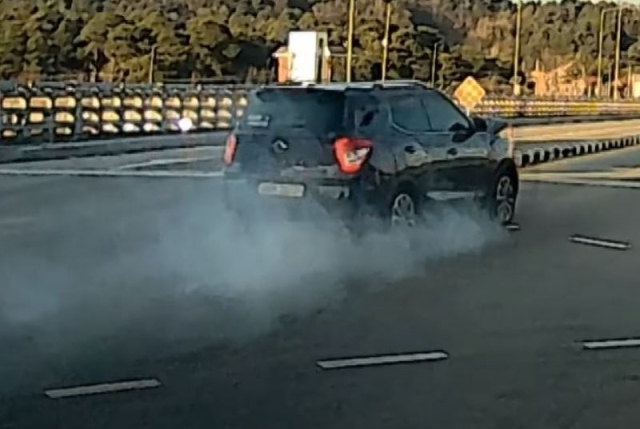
<box><xmin>512</xmin><ymin>0</ymin><xmax>522</xmax><ymax>96</ymax></box>
<box><xmin>381</xmin><ymin>0</ymin><xmax>392</xmax><ymax>82</ymax></box>
<box><xmin>346</xmin><ymin>0</ymin><xmax>356</xmax><ymax>82</ymax></box>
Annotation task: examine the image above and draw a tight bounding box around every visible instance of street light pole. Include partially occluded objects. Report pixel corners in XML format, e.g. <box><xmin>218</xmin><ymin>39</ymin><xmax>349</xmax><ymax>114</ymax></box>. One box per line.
<box><xmin>148</xmin><ymin>45</ymin><xmax>157</xmax><ymax>84</ymax></box>
<box><xmin>346</xmin><ymin>0</ymin><xmax>356</xmax><ymax>82</ymax></box>
<box><xmin>627</xmin><ymin>62</ymin><xmax>633</xmax><ymax>98</ymax></box>
<box><xmin>381</xmin><ymin>0</ymin><xmax>392</xmax><ymax>82</ymax></box>
<box><xmin>512</xmin><ymin>0</ymin><xmax>522</xmax><ymax>96</ymax></box>
<box><xmin>613</xmin><ymin>5</ymin><xmax>623</xmax><ymax>100</ymax></box>
<box><xmin>597</xmin><ymin>9</ymin><xmax>606</xmax><ymax>97</ymax></box>
<box><xmin>598</xmin><ymin>7</ymin><xmax>623</xmax><ymax>98</ymax></box>
<box><xmin>431</xmin><ymin>42</ymin><xmax>439</xmax><ymax>88</ymax></box>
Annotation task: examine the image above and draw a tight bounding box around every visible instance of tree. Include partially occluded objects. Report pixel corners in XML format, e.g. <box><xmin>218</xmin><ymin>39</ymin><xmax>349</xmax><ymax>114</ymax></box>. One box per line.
<box><xmin>1</xmin><ymin>0</ymin><xmax>640</xmax><ymax>95</ymax></box>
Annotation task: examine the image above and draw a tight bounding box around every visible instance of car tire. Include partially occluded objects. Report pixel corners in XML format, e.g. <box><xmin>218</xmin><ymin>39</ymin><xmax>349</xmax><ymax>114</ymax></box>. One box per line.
<box><xmin>389</xmin><ymin>190</ymin><xmax>420</xmax><ymax>230</ymax></box>
<box><xmin>487</xmin><ymin>165</ymin><xmax>518</xmax><ymax>225</ymax></box>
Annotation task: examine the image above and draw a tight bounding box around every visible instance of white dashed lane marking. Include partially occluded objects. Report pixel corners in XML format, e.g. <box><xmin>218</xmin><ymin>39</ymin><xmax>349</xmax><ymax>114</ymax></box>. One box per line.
<box><xmin>569</xmin><ymin>234</ymin><xmax>631</xmax><ymax>251</ymax></box>
<box><xmin>520</xmin><ymin>173</ymin><xmax>640</xmax><ymax>189</ymax></box>
<box><xmin>583</xmin><ymin>339</ymin><xmax>640</xmax><ymax>351</ymax></box>
<box><xmin>115</xmin><ymin>155</ymin><xmax>217</xmax><ymax>170</ymax></box>
<box><xmin>0</xmin><ymin>216</ymin><xmax>35</xmax><ymax>226</ymax></box>
<box><xmin>44</xmin><ymin>378</ymin><xmax>161</xmax><ymax>399</ymax></box>
<box><xmin>317</xmin><ymin>351</ymin><xmax>449</xmax><ymax>370</ymax></box>
<box><xmin>0</xmin><ymin>216</ymin><xmax>37</xmax><ymax>235</ymax></box>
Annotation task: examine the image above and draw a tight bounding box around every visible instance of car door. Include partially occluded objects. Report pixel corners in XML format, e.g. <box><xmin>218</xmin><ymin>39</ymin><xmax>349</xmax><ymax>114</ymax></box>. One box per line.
<box><xmin>420</xmin><ymin>90</ymin><xmax>492</xmax><ymax>197</ymax></box>
<box><xmin>384</xmin><ymin>91</ymin><xmax>454</xmax><ymax>200</ymax></box>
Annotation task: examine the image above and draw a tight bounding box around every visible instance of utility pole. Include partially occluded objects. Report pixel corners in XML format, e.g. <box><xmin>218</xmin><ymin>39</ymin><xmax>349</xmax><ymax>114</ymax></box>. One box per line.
<box><xmin>596</xmin><ymin>9</ymin><xmax>606</xmax><ymax>97</ymax></box>
<box><xmin>597</xmin><ymin>7</ymin><xmax>620</xmax><ymax>98</ymax></box>
<box><xmin>627</xmin><ymin>63</ymin><xmax>633</xmax><ymax>98</ymax></box>
<box><xmin>346</xmin><ymin>0</ymin><xmax>356</xmax><ymax>82</ymax></box>
<box><xmin>613</xmin><ymin>4</ymin><xmax>622</xmax><ymax>100</ymax></box>
<box><xmin>512</xmin><ymin>0</ymin><xmax>522</xmax><ymax>96</ymax></box>
<box><xmin>381</xmin><ymin>0</ymin><xmax>392</xmax><ymax>82</ymax></box>
<box><xmin>431</xmin><ymin>42</ymin><xmax>440</xmax><ymax>88</ymax></box>
<box><xmin>148</xmin><ymin>45</ymin><xmax>157</xmax><ymax>84</ymax></box>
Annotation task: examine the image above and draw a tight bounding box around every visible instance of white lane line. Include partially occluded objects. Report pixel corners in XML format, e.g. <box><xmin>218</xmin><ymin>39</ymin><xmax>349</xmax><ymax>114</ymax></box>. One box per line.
<box><xmin>0</xmin><ymin>216</ymin><xmax>35</xmax><ymax>226</ymax></box>
<box><xmin>0</xmin><ymin>168</ymin><xmax>223</xmax><ymax>178</ymax></box>
<box><xmin>569</xmin><ymin>235</ymin><xmax>631</xmax><ymax>251</ymax></box>
<box><xmin>317</xmin><ymin>351</ymin><xmax>449</xmax><ymax>370</ymax></box>
<box><xmin>20</xmin><ymin>133</ymin><xmax>224</xmax><ymax>151</ymax></box>
<box><xmin>115</xmin><ymin>155</ymin><xmax>217</xmax><ymax>170</ymax></box>
<box><xmin>0</xmin><ymin>216</ymin><xmax>37</xmax><ymax>235</ymax></box>
<box><xmin>44</xmin><ymin>378</ymin><xmax>161</xmax><ymax>399</ymax></box>
<box><xmin>521</xmin><ymin>175</ymin><xmax>640</xmax><ymax>189</ymax></box>
<box><xmin>583</xmin><ymin>338</ymin><xmax>640</xmax><ymax>350</ymax></box>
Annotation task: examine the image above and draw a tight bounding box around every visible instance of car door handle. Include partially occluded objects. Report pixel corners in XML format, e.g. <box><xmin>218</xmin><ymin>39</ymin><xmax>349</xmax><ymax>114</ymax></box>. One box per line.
<box><xmin>447</xmin><ymin>147</ymin><xmax>458</xmax><ymax>156</ymax></box>
<box><xmin>404</xmin><ymin>146</ymin><xmax>417</xmax><ymax>154</ymax></box>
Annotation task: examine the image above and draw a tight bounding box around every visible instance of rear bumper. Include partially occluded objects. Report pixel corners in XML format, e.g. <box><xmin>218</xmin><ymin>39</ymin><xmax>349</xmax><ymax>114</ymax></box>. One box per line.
<box><xmin>221</xmin><ymin>176</ymin><xmax>362</xmax><ymax>227</ymax></box>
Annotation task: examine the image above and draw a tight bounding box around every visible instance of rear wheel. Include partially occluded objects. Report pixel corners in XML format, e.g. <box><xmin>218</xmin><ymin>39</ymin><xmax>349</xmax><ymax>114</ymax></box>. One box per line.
<box><xmin>488</xmin><ymin>167</ymin><xmax>518</xmax><ymax>224</ymax></box>
<box><xmin>343</xmin><ymin>187</ymin><xmax>422</xmax><ymax>241</ymax></box>
<box><xmin>390</xmin><ymin>192</ymin><xmax>419</xmax><ymax>229</ymax></box>
<box><xmin>387</xmin><ymin>189</ymin><xmax>426</xmax><ymax>251</ymax></box>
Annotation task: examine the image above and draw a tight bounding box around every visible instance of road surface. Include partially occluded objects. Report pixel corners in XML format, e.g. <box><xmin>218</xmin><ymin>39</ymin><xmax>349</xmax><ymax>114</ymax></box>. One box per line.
<box><xmin>3</xmin><ymin>124</ymin><xmax>640</xmax><ymax>428</ymax></box>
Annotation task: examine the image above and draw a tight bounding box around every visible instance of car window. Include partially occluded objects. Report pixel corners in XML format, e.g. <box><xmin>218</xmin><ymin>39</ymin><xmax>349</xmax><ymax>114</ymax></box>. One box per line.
<box><xmin>388</xmin><ymin>94</ymin><xmax>432</xmax><ymax>132</ymax></box>
<box><xmin>421</xmin><ymin>91</ymin><xmax>471</xmax><ymax>132</ymax></box>
<box><xmin>239</xmin><ymin>89</ymin><xmax>345</xmax><ymax>134</ymax></box>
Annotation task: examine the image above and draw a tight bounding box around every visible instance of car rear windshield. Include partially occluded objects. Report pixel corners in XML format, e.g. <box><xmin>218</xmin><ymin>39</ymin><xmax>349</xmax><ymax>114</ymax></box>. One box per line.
<box><xmin>238</xmin><ymin>88</ymin><xmax>345</xmax><ymax>134</ymax></box>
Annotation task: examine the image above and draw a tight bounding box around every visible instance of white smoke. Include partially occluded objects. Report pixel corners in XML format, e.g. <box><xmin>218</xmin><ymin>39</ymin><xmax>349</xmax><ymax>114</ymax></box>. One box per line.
<box><xmin>0</xmin><ymin>178</ymin><xmax>508</xmax><ymax>392</ymax></box>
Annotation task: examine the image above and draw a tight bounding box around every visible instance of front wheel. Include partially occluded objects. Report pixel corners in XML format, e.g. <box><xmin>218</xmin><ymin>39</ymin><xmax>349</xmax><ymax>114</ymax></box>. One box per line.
<box><xmin>488</xmin><ymin>168</ymin><xmax>518</xmax><ymax>225</ymax></box>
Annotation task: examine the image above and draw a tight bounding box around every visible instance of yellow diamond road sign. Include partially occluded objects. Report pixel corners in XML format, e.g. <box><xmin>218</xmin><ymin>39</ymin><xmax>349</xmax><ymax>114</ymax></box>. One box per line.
<box><xmin>453</xmin><ymin>76</ymin><xmax>486</xmax><ymax>112</ymax></box>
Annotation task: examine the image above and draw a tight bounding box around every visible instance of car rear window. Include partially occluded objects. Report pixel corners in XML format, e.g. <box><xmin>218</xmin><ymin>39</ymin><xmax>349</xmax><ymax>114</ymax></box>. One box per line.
<box><xmin>238</xmin><ymin>88</ymin><xmax>345</xmax><ymax>133</ymax></box>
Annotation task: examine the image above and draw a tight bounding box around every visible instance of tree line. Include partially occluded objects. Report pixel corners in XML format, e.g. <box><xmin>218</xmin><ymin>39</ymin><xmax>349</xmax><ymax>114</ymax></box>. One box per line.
<box><xmin>1</xmin><ymin>0</ymin><xmax>640</xmax><ymax>94</ymax></box>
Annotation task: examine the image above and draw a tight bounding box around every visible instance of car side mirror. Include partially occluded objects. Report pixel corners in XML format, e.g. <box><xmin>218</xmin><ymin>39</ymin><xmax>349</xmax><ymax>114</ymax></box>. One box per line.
<box><xmin>449</xmin><ymin>122</ymin><xmax>473</xmax><ymax>142</ymax></box>
<box><xmin>472</xmin><ymin>116</ymin><xmax>487</xmax><ymax>132</ymax></box>
<box><xmin>449</xmin><ymin>122</ymin><xmax>467</xmax><ymax>133</ymax></box>
<box><xmin>486</xmin><ymin>118</ymin><xmax>508</xmax><ymax>135</ymax></box>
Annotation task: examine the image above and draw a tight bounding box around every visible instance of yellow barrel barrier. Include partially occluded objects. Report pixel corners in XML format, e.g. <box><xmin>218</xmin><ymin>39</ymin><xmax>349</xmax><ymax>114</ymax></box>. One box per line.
<box><xmin>2</xmin><ymin>81</ymin><xmax>640</xmax><ymax>145</ymax></box>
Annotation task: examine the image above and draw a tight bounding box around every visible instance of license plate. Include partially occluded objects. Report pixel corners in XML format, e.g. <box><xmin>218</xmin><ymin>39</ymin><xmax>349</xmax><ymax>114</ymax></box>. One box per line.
<box><xmin>257</xmin><ymin>182</ymin><xmax>305</xmax><ymax>198</ymax></box>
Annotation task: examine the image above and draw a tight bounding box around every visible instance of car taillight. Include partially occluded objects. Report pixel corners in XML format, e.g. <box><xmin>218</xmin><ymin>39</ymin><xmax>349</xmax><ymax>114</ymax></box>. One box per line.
<box><xmin>223</xmin><ymin>133</ymin><xmax>237</xmax><ymax>165</ymax></box>
<box><xmin>333</xmin><ymin>137</ymin><xmax>373</xmax><ymax>174</ymax></box>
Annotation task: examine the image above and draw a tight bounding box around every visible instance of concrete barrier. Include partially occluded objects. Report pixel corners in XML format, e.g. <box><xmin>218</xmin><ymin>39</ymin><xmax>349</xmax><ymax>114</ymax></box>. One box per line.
<box><xmin>0</xmin><ymin>131</ymin><xmax>227</xmax><ymax>164</ymax></box>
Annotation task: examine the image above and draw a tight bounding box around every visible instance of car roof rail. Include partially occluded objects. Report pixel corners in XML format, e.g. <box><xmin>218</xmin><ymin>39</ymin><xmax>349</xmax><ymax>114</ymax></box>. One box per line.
<box><xmin>255</xmin><ymin>80</ymin><xmax>431</xmax><ymax>91</ymax></box>
<box><xmin>254</xmin><ymin>81</ymin><xmax>309</xmax><ymax>90</ymax></box>
<box><xmin>372</xmin><ymin>79</ymin><xmax>429</xmax><ymax>89</ymax></box>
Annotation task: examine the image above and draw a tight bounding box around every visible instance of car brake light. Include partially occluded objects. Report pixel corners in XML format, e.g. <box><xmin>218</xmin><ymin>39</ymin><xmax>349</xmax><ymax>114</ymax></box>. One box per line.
<box><xmin>223</xmin><ymin>133</ymin><xmax>237</xmax><ymax>165</ymax></box>
<box><xmin>333</xmin><ymin>137</ymin><xmax>373</xmax><ymax>174</ymax></box>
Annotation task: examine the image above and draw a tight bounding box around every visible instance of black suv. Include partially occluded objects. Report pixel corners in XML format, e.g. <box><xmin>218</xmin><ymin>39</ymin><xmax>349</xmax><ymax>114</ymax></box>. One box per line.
<box><xmin>221</xmin><ymin>81</ymin><xmax>518</xmax><ymax>233</ymax></box>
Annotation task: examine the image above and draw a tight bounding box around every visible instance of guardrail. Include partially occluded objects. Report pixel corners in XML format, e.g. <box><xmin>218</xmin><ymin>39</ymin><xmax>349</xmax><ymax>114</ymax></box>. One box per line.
<box><xmin>2</xmin><ymin>81</ymin><xmax>640</xmax><ymax>145</ymax></box>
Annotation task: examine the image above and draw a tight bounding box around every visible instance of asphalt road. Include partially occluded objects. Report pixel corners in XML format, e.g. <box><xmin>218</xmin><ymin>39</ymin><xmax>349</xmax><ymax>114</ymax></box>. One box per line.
<box><xmin>3</xmin><ymin>132</ymin><xmax>640</xmax><ymax>428</ymax></box>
